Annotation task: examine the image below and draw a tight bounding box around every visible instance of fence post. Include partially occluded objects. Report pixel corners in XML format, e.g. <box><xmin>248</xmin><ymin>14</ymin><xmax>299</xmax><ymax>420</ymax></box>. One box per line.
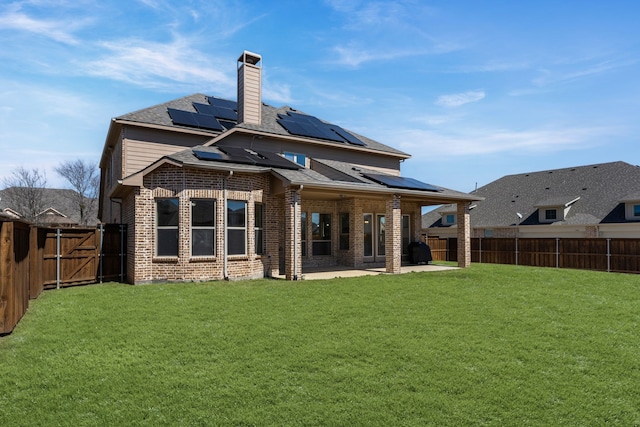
<box><xmin>515</xmin><ymin>237</ymin><xmax>518</xmax><ymax>266</ymax></box>
<box><xmin>556</xmin><ymin>238</ymin><xmax>559</xmax><ymax>268</ymax></box>
<box><xmin>606</xmin><ymin>238</ymin><xmax>611</xmax><ymax>272</ymax></box>
<box><xmin>479</xmin><ymin>237</ymin><xmax>482</xmax><ymax>264</ymax></box>
<box><xmin>56</xmin><ymin>228</ymin><xmax>61</xmax><ymax>289</ymax></box>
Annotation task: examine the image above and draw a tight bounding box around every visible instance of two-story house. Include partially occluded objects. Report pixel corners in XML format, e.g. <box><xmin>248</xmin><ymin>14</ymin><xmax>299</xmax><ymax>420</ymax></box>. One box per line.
<box><xmin>99</xmin><ymin>51</ymin><xmax>479</xmax><ymax>284</ymax></box>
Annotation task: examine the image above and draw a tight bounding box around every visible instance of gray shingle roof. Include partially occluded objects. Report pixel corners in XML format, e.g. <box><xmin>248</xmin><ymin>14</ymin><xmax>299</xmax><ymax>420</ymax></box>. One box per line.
<box><xmin>157</xmin><ymin>147</ymin><xmax>475</xmax><ymax>202</ymax></box>
<box><xmin>116</xmin><ymin>94</ymin><xmax>408</xmax><ymax>157</ymax></box>
<box><xmin>424</xmin><ymin>161</ymin><xmax>640</xmax><ymax>227</ymax></box>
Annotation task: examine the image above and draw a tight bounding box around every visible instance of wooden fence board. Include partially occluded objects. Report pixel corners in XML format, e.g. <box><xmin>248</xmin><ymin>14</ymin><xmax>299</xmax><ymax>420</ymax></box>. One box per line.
<box><xmin>0</xmin><ymin>221</ymin><xmax>31</xmax><ymax>335</ymax></box>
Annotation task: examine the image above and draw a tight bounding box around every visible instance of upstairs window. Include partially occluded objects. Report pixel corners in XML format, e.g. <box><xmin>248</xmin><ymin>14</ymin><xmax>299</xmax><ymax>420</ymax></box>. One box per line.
<box><xmin>545</xmin><ymin>209</ymin><xmax>557</xmax><ymax>221</ymax></box>
<box><xmin>283</xmin><ymin>152</ymin><xmax>307</xmax><ymax>167</ymax></box>
<box><xmin>634</xmin><ymin>204</ymin><xmax>640</xmax><ymax>217</ymax></box>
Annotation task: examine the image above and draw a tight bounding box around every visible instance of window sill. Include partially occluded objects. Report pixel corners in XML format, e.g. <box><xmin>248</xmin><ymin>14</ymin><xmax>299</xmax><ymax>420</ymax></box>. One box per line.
<box><xmin>190</xmin><ymin>256</ymin><xmax>217</xmax><ymax>262</ymax></box>
<box><xmin>153</xmin><ymin>257</ymin><xmax>178</xmax><ymax>263</ymax></box>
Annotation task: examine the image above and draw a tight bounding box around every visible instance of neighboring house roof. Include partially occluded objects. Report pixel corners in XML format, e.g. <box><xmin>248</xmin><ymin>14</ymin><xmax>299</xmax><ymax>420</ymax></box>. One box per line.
<box><xmin>0</xmin><ymin>188</ymin><xmax>98</xmax><ymax>226</ymax></box>
<box><xmin>114</xmin><ymin>94</ymin><xmax>410</xmax><ymax>158</ymax></box>
<box><xmin>423</xmin><ymin>161</ymin><xmax>640</xmax><ymax>228</ymax></box>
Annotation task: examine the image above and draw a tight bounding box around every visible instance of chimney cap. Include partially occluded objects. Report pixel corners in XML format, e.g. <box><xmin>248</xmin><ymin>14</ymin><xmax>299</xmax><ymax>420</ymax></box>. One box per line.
<box><xmin>238</xmin><ymin>50</ymin><xmax>262</xmax><ymax>66</ymax></box>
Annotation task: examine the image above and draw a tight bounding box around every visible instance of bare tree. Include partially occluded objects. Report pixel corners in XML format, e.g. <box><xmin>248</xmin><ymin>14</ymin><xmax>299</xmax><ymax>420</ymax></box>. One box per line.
<box><xmin>55</xmin><ymin>159</ymin><xmax>100</xmax><ymax>226</ymax></box>
<box><xmin>2</xmin><ymin>167</ymin><xmax>49</xmax><ymax>224</ymax></box>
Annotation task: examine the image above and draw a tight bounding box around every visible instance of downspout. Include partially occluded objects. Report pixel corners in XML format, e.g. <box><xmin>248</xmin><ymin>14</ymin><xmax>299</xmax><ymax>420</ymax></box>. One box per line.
<box><xmin>293</xmin><ymin>185</ymin><xmax>303</xmax><ymax>280</ymax></box>
<box><xmin>223</xmin><ymin>170</ymin><xmax>234</xmax><ymax>280</ymax></box>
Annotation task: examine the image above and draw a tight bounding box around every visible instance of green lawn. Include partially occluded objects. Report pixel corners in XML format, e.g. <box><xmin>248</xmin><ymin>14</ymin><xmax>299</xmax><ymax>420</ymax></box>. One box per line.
<box><xmin>1</xmin><ymin>264</ymin><xmax>639</xmax><ymax>426</ymax></box>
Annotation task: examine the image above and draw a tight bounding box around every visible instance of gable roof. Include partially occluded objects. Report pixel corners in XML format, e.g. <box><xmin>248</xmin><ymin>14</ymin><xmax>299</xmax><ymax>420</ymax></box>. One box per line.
<box><xmin>424</xmin><ymin>161</ymin><xmax>640</xmax><ymax>228</ymax></box>
<box><xmin>114</xmin><ymin>94</ymin><xmax>409</xmax><ymax>158</ymax></box>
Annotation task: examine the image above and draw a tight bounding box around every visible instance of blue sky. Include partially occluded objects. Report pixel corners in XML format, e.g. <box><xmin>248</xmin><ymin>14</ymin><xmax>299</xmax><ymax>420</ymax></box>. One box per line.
<box><xmin>1</xmin><ymin>1</ymin><xmax>639</xmax><ymax>193</ymax></box>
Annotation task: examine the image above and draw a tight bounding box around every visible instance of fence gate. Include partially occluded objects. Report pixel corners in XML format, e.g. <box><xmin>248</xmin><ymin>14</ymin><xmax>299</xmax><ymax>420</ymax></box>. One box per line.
<box><xmin>41</xmin><ymin>228</ymin><xmax>100</xmax><ymax>289</ymax></box>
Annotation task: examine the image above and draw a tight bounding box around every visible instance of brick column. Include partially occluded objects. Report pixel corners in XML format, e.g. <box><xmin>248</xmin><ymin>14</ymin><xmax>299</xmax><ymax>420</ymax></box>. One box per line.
<box><xmin>457</xmin><ymin>202</ymin><xmax>471</xmax><ymax>268</ymax></box>
<box><xmin>385</xmin><ymin>195</ymin><xmax>402</xmax><ymax>274</ymax></box>
<box><xmin>284</xmin><ymin>187</ymin><xmax>302</xmax><ymax>280</ymax></box>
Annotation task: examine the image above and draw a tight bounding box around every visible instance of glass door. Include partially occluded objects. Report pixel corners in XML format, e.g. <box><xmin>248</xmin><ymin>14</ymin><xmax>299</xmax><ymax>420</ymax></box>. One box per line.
<box><xmin>363</xmin><ymin>213</ymin><xmax>373</xmax><ymax>261</ymax></box>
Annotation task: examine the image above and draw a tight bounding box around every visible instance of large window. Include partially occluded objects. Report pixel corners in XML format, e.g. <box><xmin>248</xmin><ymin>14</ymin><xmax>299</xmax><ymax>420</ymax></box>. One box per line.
<box><xmin>377</xmin><ymin>214</ymin><xmax>386</xmax><ymax>256</ymax></box>
<box><xmin>339</xmin><ymin>213</ymin><xmax>349</xmax><ymax>250</ymax></box>
<box><xmin>363</xmin><ymin>213</ymin><xmax>373</xmax><ymax>257</ymax></box>
<box><xmin>312</xmin><ymin>212</ymin><xmax>331</xmax><ymax>255</ymax></box>
<box><xmin>191</xmin><ymin>199</ymin><xmax>215</xmax><ymax>257</ymax></box>
<box><xmin>402</xmin><ymin>214</ymin><xmax>410</xmax><ymax>256</ymax></box>
<box><xmin>227</xmin><ymin>200</ymin><xmax>247</xmax><ymax>255</ymax></box>
<box><xmin>156</xmin><ymin>198</ymin><xmax>179</xmax><ymax>257</ymax></box>
<box><xmin>255</xmin><ymin>203</ymin><xmax>264</xmax><ymax>255</ymax></box>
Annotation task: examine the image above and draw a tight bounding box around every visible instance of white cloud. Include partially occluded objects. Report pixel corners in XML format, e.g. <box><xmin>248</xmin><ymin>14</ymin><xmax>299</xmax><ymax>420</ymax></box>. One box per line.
<box><xmin>82</xmin><ymin>36</ymin><xmax>235</xmax><ymax>92</ymax></box>
<box><xmin>435</xmin><ymin>90</ymin><xmax>485</xmax><ymax>108</ymax></box>
<box><xmin>0</xmin><ymin>5</ymin><xmax>89</xmax><ymax>45</ymax></box>
<box><xmin>390</xmin><ymin>125</ymin><xmax>612</xmax><ymax>158</ymax></box>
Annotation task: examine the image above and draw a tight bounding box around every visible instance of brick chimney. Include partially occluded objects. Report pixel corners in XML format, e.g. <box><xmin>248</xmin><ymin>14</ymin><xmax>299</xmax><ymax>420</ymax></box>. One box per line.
<box><xmin>237</xmin><ymin>51</ymin><xmax>262</xmax><ymax>125</ymax></box>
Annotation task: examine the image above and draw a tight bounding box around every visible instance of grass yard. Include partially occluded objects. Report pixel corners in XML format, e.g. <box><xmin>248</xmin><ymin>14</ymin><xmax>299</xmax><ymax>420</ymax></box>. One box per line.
<box><xmin>1</xmin><ymin>264</ymin><xmax>639</xmax><ymax>426</ymax></box>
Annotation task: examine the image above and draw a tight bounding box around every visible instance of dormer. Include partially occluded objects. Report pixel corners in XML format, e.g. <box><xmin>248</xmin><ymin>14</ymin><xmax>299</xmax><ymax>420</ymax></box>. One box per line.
<box><xmin>535</xmin><ymin>196</ymin><xmax>580</xmax><ymax>223</ymax></box>
<box><xmin>620</xmin><ymin>192</ymin><xmax>640</xmax><ymax>221</ymax></box>
<box><xmin>439</xmin><ymin>204</ymin><xmax>457</xmax><ymax>225</ymax></box>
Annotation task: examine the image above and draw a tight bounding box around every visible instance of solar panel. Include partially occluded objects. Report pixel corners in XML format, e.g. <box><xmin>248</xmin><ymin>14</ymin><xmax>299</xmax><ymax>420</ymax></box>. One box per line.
<box><xmin>193</xmin><ymin>103</ymin><xmax>216</xmax><ymax>116</ymax></box>
<box><xmin>331</xmin><ymin>126</ymin><xmax>366</xmax><ymax>146</ymax></box>
<box><xmin>194</xmin><ymin>114</ymin><xmax>224</xmax><ymax>131</ymax></box>
<box><xmin>193</xmin><ymin>150</ymin><xmax>226</xmax><ymax>161</ymax></box>
<box><xmin>211</xmin><ymin>106</ymin><xmax>237</xmax><ymax>121</ymax></box>
<box><xmin>193</xmin><ymin>146</ymin><xmax>302</xmax><ymax>170</ymax></box>
<box><xmin>168</xmin><ymin>108</ymin><xmax>224</xmax><ymax>131</ymax></box>
<box><xmin>363</xmin><ymin>173</ymin><xmax>442</xmax><ymax>192</ymax></box>
<box><xmin>218</xmin><ymin>120</ymin><xmax>236</xmax><ymax>130</ymax></box>
<box><xmin>193</xmin><ymin>103</ymin><xmax>238</xmax><ymax>122</ymax></box>
<box><xmin>276</xmin><ymin>111</ymin><xmax>366</xmax><ymax>146</ymax></box>
<box><xmin>252</xmin><ymin>149</ymin><xmax>301</xmax><ymax>170</ymax></box>
<box><xmin>168</xmin><ymin>108</ymin><xmax>199</xmax><ymax>127</ymax></box>
<box><xmin>217</xmin><ymin>146</ymin><xmax>257</xmax><ymax>165</ymax></box>
<box><xmin>208</xmin><ymin>97</ymin><xmax>237</xmax><ymax>110</ymax></box>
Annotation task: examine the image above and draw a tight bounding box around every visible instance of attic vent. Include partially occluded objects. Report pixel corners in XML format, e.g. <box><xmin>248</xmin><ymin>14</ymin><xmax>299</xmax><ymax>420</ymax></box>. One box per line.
<box><xmin>582</xmin><ymin>187</ymin><xmax>587</xmax><ymax>191</ymax></box>
<box><xmin>545</xmin><ymin>187</ymin><xmax>550</xmax><ymax>190</ymax></box>
<box><xmin>571</xmin><ymin>168</ymin><xmax>576</xmax><ymax>171</ymax></box>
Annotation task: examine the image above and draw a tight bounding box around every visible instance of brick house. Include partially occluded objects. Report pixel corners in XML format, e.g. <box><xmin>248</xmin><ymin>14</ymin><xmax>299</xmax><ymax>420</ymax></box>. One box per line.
<box><xmin>98</xmin><ymin>51</ymin><xmax>479</xmax><ymax>284</ymax></box>
<box><xmin>423</xmin><ymin>161</ymin><xmax>640</xmax><ymax>239</ymax></box>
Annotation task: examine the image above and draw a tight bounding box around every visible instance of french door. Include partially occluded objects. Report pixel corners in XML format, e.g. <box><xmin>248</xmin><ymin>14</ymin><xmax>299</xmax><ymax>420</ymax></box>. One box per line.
<box><xmin>363</xmin><ymin>213</ymin><xmax>385</xmax><ymax>262</ymax></box>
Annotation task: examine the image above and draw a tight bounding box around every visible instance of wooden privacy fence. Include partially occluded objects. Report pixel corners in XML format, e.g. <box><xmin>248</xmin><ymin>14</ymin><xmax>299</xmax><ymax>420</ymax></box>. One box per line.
<box><xmin>0</xmin><ymin>220</ymin><xmax>126</xmax><ymax>334</ymax></box>
<box><xmin>428</xmin><ymin>237</ymin><xmax>640</xmax><ymax>274</ymax></box>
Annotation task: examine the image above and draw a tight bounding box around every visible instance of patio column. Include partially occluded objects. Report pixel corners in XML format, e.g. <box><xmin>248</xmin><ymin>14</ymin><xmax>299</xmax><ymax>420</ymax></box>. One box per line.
<box><xmin>457</xmin><ymin>202</ymin><xmax>471</xmax><ymax>268</ymax></box>
<box><xmin>385</xmin><ymin>195</ymin><xmax>402</xmax><ymax>274</ymax></box>
<box><xmin>284</xmin><ymin>186</ymin><xmax>302</xmax><ymax>280</ymax></box>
